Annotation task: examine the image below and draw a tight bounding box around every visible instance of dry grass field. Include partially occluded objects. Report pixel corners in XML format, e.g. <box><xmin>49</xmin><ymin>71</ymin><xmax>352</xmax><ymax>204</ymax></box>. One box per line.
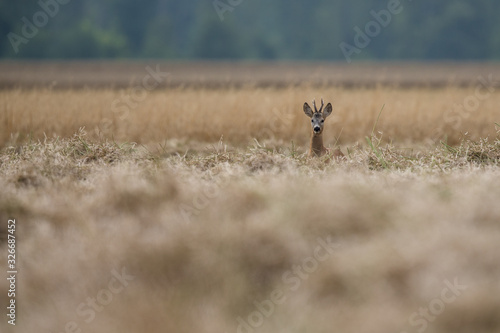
<box><xmin>1</xmin><ymin>62</ymin><xmax>500</xmax><ymax>333</ymax></box>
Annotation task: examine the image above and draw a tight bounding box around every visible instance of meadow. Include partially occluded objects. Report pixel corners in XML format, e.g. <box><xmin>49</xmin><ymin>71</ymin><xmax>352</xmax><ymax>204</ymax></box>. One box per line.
<box><xmin>1</xmin><ymin>62</ymin><xmax>500</xmax><ymax>333</ymax></box>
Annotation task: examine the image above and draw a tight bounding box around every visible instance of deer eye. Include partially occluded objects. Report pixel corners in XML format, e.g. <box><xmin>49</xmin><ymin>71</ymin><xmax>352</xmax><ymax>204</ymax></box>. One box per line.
<box><xmin>321</xmin><ymin>119</ymin><xmax>324</xmax><ymax>123</ymax></box>
<box><xmin>311</xmin><ymin>119</ymin><xmax>314</xmax><ymax>123</ymax></box>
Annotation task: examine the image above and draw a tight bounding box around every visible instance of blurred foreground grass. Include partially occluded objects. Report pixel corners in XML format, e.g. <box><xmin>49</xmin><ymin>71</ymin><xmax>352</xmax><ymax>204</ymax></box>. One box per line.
<box><xmin>1</xmin><ymin>131</ymin><xmax>500</xmax><ymax>333</ymax></box>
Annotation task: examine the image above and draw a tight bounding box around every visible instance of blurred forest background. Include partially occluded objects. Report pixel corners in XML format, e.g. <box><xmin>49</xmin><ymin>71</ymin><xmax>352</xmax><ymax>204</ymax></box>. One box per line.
<box><xmin>1</xmin><ymin>0</ymin><xmax>500</xmax><ymax>60</ymax></box>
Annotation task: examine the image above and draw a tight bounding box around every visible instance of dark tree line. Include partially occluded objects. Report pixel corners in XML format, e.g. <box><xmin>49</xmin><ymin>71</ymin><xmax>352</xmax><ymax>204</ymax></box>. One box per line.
<box><xmin>1</xmin><ymin>0</ymin><xmax>499</xmax><ymax>61</ymax></box>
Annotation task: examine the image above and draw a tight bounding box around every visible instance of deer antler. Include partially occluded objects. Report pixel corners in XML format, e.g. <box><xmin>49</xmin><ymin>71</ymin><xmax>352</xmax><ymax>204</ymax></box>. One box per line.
<box><xmin>313</xmin><ymin>99</ymin><xmax>325</xmax><ymax>113</ymax></box>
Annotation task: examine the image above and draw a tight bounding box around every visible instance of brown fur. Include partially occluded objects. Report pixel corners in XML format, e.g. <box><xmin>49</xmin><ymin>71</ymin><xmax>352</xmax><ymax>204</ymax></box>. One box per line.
<box><xmin>304</xmin><ymin>99</ymin><xmax>344</xmax><ymax>159</ymax></box>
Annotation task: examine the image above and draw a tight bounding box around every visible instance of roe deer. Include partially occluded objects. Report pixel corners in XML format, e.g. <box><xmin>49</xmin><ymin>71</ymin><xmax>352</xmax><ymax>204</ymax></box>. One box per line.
<box><xmin>303</xmin><ymin>99</ymin><xmax>344</xmax><ymax>159</ymax></box>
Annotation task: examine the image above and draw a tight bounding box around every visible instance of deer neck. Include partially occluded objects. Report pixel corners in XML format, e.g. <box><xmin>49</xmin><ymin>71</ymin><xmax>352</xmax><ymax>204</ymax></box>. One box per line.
<box><xmin>310</xmin><ymin>133</ymin><xmax>325</xmax><ymax>156</ymax></box>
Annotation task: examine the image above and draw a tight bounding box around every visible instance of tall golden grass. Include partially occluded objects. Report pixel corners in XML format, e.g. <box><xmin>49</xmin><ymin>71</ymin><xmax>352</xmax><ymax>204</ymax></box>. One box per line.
<box><xmin>1</xmin><ymin>85</ymin><xmax>499</xmax><ymax>148</ymax></box>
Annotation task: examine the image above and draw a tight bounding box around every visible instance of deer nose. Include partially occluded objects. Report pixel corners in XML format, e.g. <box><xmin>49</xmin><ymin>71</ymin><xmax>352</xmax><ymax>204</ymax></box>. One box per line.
<box><xmin>313</xmin><ymin>126</ymin><xmax>321</xmax><ymax>133</ymax></box>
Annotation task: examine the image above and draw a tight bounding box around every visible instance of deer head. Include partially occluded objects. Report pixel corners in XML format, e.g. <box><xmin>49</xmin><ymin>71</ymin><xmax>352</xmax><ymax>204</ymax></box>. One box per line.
<box><xmin>303</xmin><ymin>99</ymin><xmax>333</xmax><ymax>136</ymax></box>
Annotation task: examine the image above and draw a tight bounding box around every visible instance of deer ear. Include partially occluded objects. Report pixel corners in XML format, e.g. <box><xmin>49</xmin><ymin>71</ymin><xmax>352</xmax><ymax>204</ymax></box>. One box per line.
<box><xmin>303</xmin><ymin>103</ymin><xmax>314</xmax><ymax>118</ymax></box>
<box><xmin>323</xmin><ymin>103</ymin><xmax>333</xmax><ymax>118</ymax></box>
